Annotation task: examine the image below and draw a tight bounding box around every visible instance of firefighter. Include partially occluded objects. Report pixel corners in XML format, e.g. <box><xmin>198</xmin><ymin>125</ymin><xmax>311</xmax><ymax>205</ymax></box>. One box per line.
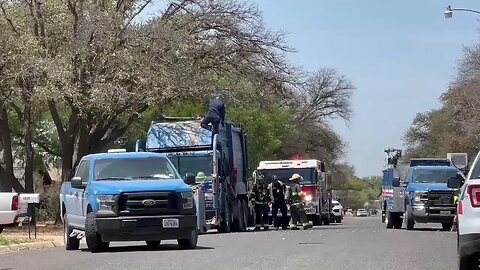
<box><xmin>286</xmin><ymin>173</ymin><xmax>312</xmax><ymax>230</ymax></box>
<box><xmin>268</xmin><ymin>175</ymin><xmax>288</xmax><ymax>230</ymax></box>
<box><xmin>201</xmin><ymin>92</ymin><xmax>226</xmax><ymax>135</ymax></box>
<box><xmin>251</xmin><ymin>173</ymin><xmax>270</xmax><ymax>231</ymax></box>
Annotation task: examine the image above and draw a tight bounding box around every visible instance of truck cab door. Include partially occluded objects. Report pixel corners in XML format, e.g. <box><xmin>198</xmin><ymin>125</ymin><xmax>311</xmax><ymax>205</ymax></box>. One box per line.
<box><xmin>71</xmin><ymin>160</ymin><xmax>89</xmax><ymax>228</ymax></box>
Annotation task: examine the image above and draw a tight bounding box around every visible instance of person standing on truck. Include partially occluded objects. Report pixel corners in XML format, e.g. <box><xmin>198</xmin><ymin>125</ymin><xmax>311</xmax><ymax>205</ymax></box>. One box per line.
<box><xmin>268</xmin><ymin>176</ymin><xmax>288</xmax><ymax>230</ymax></box>
<box><xmin>200</xmin><ymin>92</ymin><xmax>226</xmax><ymax>135</ymax></box>
<box><xmin>286</xmin><ymin>173</ymin><xmax>311</xmax><ymax>230</ymax></box>
<box><xmin>251</xmin><ymin>174</ymin><xmax>270</xmax><ymax>231</ymax></box>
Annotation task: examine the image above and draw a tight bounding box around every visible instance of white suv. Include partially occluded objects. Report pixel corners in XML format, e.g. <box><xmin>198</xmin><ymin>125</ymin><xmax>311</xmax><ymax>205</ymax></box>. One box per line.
<box><xmin>330</xmin><ymin>200</ymin><xmax>343</xmax><ymax>223</ymax></box>
<box><xmin>451</xmin><ymin>151</ymin><xmax>480</xmax><ymax>269</ymax></box>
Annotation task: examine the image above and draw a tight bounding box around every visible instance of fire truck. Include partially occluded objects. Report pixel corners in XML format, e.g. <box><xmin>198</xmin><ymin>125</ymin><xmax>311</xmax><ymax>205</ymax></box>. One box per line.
<box><xmin>254</xmin><ymin>159</ymin><xmax>332</xmax><ymax>225</ymax></box>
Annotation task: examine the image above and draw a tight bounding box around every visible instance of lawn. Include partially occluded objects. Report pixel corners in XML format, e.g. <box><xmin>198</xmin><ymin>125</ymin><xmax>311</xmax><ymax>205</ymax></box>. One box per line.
<box><xmin>0</xmin><ymin>236</ymin><xmax>27</xmax><ymax>246</ymax></box>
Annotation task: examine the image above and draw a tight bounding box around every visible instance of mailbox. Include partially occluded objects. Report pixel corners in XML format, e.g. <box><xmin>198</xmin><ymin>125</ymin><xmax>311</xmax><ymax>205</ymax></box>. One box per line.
<box><xmin>19</xmin><ymin>193</ymin><xmax>41</xmax><ymax>204</ymax></box>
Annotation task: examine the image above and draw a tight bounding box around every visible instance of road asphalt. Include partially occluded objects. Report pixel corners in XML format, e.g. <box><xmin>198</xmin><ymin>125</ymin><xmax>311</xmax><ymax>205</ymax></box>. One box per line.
<box><xmin>0</xmin><ymin>216</ymin><xmax>457</xmax><ymax>270</ymax></box>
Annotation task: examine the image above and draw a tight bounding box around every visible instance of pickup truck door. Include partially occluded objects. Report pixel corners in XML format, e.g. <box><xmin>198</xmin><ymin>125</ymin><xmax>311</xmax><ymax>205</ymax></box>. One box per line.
<box><xmin>70</xmin><ymin>160</ymin><xmax>89</xmax><ymax>228</ymax></box>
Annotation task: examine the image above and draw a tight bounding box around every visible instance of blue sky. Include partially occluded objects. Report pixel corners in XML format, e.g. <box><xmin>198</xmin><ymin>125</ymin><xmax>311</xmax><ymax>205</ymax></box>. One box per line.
<box><xmin>250</xmin><ymin>0</ymin><xmax>480</xmax><ymax>177</ymax></box>
<box><xmin>143</xmin><ymin>1</ymin><xmax>480</xmax><ymax>177</ymax></box>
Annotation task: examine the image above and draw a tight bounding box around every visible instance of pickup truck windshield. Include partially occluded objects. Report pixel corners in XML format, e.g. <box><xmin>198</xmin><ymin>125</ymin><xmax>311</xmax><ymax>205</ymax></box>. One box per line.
<box><xmin>411</xmin><ymin>168</ymin><xmax>458</xmax><ymax>184</ymax></box>
<box><xmin>169</xmin><ymin>155</ymin><xmax>213</xmax><ymax>182</ymax></box>
<box><xmin>259</xmin><ymin>168</ymin><xmax>315</xmax><ymax>185</ymax></box>
<box><xmin>94</xmin><ymin>157</ymin><xmax>179</xmax><ymax>181</ymax></box>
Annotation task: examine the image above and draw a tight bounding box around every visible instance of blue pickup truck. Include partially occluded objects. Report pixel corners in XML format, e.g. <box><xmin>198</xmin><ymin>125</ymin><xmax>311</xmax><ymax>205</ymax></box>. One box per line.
<box><xmin>60</xmin><ymin>151</ymin><xmax>198</xmax><ymax>252</ymax></box>
<box><xmin>382</xmin><ymin>150</ymin><xmax>462</xmax><ymax>231</ymax></box>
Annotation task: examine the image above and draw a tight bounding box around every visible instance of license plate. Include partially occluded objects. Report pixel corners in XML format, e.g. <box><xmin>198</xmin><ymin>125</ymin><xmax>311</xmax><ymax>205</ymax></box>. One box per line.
<box><xmin>162</xmin><ymin>218</ymin><xmax>179</xmax><ymax>228</ymax></box>
<box><xmin>440</xmin><ymin>211</ymin><xmax>450</xmax><ymax>216</ymax></box>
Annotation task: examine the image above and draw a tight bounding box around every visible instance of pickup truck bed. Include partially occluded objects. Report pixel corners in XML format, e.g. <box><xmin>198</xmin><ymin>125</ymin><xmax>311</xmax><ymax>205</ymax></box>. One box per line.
<box><xmin>0</xmin><ymin>192</ymin><xmax>19</xmax><ymax>233</ymax></box>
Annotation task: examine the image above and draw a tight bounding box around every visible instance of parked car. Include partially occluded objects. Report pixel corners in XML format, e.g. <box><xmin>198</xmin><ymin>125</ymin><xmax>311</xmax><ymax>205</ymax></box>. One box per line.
<box><xmin>449</xmin><ymin>151</ymin><xmax>480</xmax><ymax>269</ymax></box>
<box><xmin>330</xmin><ymin>200</ymin><xmax>343</xmax><ymax>223</ymax></box>
<box><xmin>356</xmin><ymin>209</ymin><xmax>368</xmax><ymax>217</ymax></box>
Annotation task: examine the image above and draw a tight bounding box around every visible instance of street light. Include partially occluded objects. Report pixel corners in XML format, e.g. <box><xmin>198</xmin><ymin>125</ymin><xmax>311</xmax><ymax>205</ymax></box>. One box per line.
<box><xmin>444</xmin><ymin>5</ymin><xmax>480</xmax><ymax>19</ymax></box>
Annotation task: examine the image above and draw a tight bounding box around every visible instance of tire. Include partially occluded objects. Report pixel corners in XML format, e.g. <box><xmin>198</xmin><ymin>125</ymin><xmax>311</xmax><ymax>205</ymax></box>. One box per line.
<box><xmin>323</xmin><ymin>215</ymin><xmax>330</xmax><ymax>225</ymax></box>
<box><xmin>405</xmin><ymin>206</ymin><xmax>414</xmax><ymax>230</ymax></box>
<box><xmin>85</xmin><ymin>212</ymin><xmax>109</xmax><ymax>253</ymax></box>
<box><xmin>218</xmin><ymin>199</ymin><xmax>231</xmax><ymax>233</ymax></box>
<box><xmin>385</xmin><ymin>210</ymin><xmax>394</xmax><ymax>229</ymax></box>
<box><xmin>459</xmin><ymin>247</ymin><xmax>478</xmax><ymax>270</ymax></box>
<box><xmin>393</xmin><ymin>215</ymin><xmax>403</xmax><ymax>229</ymax></box>
<box><xmin>146</xmin><ymin>241</ymin><xmax>161</xmax><ymax>249</ymax></box>
<box><xmin>442</xmin><ymin>223</ymin><xmax>453</xmax><ymax>231</ymax></box>
<box><xmin>178</xmin><ymin>229</ymin><xmax>198</xmax><ymax>249</ymax></box>
<box><xmin>63</xmin><ymin>214</ymin><xmax>80</xmax><ymax>251</ymax></box>
<box><xmin>0</xmin><ymin>226</ymin><xmax>3</xmax><ymax>234</ymax></box>
<box><xmin>313</xmin><ymin>215</ymin><xmax>321</xmax><ymax>226</ymax></box>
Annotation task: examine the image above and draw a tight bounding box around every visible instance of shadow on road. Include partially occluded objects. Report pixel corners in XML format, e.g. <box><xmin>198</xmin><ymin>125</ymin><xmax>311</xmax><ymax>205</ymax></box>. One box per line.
<box><xmin>80</xmin><ymin>244</ymin><xmax>214</xmax><ymax>253</ymax></box>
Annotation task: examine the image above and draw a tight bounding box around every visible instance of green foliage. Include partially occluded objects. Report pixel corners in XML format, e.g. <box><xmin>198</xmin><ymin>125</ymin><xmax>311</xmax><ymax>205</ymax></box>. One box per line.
<box><xmin>227</xmin><ymin>105</ymin><xmax>294</xmax><ymax>170</ymax></box>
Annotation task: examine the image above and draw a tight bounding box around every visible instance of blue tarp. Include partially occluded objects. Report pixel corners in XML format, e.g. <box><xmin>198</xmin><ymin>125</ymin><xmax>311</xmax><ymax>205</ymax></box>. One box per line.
<box><xmin>146</xmin><ymin>121</ymin><xmax>212</xmax><ymax>150</ymax></box>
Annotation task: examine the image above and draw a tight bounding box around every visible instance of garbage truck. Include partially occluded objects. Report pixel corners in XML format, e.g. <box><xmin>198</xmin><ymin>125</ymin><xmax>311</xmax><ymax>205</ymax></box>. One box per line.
<box><xmin>135</xmin><ymin>116</ymin><xmax>250</xmax><ymax>233</ymax></box>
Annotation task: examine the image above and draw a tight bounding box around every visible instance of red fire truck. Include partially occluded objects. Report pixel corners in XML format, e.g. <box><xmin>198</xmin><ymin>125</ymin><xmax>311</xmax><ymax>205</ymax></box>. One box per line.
<box><xmin>255</xmin><ymin>159</ymin><xmax>332</xmax><ymax>226</ymax></box>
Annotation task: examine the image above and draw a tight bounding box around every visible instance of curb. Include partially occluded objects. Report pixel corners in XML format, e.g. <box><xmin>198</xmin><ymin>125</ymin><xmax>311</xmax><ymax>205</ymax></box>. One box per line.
<box><xmin>0</xmin><ymin>241</ymin><xmax>63</xmax><ymax>254</ymax></box>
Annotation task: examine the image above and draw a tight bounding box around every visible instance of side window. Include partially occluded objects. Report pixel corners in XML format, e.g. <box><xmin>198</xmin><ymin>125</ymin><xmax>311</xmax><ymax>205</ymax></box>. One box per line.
<box><xmin>75</xmin><ymin>160</ymin><xmax>90</xmax><ymax>182</ymax></box>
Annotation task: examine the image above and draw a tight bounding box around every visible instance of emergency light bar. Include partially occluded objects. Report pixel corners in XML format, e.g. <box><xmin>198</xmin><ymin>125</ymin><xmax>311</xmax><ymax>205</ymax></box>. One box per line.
<box><xmin>257</xmin><ymin>160</ymin><xmax>325</xmax><ymax>171</ymax></box>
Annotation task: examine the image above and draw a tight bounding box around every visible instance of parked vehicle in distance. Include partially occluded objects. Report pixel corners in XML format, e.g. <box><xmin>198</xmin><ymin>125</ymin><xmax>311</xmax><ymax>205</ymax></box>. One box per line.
<box><xmin>330</xmin><ymin>200</ymin><xmax>343</xmax><ymax>223</ymax></box>
<box><xmin>0</xmin><ymin>192</ymin><xmax>20</xmax><ymax>234</ymax></box>
<box><xmin>449</xmin><ymin>151</ymin><xmax>480</xmax><ymax>269</ymax></box>
<box><xmin>60</xmin><ymin>150</ymin><xmax>198</xmax><ymax>253</ymax></box>
<box><xmin>356</xmin><ymin>209</ymin><xmax>368</xmax><ymax>217</ymax></box>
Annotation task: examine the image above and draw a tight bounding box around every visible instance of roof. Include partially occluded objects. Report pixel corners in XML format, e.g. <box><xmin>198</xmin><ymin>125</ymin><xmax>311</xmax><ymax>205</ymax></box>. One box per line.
<box><xmin>83</xmin><ymin>152</ymin><xmax>168</xmax><ymax>161</ymax></box>
<box><xmin>257</xmin><ymin>160</ymin><xmax>321</xmax><ymax>170</ymax></box>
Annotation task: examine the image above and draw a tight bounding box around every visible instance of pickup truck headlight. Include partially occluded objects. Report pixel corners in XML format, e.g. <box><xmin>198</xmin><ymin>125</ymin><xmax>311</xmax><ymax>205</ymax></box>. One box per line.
<box><xmin>414</xmin><ymin>192</ymin><xmax>426</xmax><ymax>203</ymax></box>
<box><xmin>97</xmin><ymin>195</ymin><xmax>117</xmax><ymax>212</ymax></box>
<box><xmin>181</xmin><ymin>192</ymin><xmax>194</xmax><ymax>209</ymax></box>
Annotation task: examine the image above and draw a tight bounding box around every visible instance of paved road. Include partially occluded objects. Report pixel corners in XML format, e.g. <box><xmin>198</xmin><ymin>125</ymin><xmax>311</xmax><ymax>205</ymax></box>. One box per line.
<box><xmin>0</xmin><ymin>217</ymin><xmax>457</xmax><ymax>270</ymax></box>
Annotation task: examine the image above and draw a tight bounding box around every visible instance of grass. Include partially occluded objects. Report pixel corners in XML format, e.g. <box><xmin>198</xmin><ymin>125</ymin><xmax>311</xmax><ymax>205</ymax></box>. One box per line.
<box><xmin>0</xmin><ymin>236</ymin><xmax>27</xmax><ymax>246</ymax></box>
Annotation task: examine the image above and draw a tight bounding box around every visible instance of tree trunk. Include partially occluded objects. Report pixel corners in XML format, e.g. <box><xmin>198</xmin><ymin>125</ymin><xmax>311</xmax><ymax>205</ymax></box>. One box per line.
<box><xmin>23</xmin><ymin>99</ymin><xmax>34</xmax><ymax>193</ymax></box>
<box><xmin>0</xmin><ymin>103</ymin><xmax>25</xmax><ymax>192</ymax></box>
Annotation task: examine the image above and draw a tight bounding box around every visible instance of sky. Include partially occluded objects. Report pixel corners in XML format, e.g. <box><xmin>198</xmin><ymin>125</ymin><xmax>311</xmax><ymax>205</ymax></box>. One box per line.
<box><xmin>143</xmin><ymin>1</ymin><xmax>480</xmax><ymax>177</ymax></box>
<box><xmin>250</xmin><ymin>0</ymin><xmax>480</xmax><ymax>177</ymax></box>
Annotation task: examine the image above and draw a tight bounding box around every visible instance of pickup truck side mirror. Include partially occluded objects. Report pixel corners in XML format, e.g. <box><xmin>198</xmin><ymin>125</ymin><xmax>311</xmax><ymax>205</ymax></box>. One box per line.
<box><xmin>392</xmin><ymin>178</ymin><xmax>400</xmax><ymax>187</ymax></box>
<box><xmin>447</xmin><ymin>175</ymin><xmax>464</xmax><ymax>189</ymax></box>
<box><xmin>71</xmin><ymin>176</ymin><xmax>86</xmax><ymax>189</ymax></box>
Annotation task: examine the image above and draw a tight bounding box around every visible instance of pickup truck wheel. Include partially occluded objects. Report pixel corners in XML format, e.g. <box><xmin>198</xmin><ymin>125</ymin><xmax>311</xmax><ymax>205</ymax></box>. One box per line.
<box><xmin>442</xmin><ymin>223</ymin><xmax>453</xmax><ymax>231</ymax></box>
<box><xmin>146</xmin><ymin>241</ymin><xmax>161</xmax><ymax>249</ymax></box>
<box><xmin>0</xmin><ymin>226</ymin><xmax>3</xmax><ymax>234</ymax></box>
<box><xmin>63</xmin><ymin>214</ymin><xmax>80</xmax><ymax>250</ymax></box>
<box><xmin>177</xmin><ymin>229</ymin><xmax>198</xmax><ymax>249</ymax></box>
<box><xmin>405</xmin><ymin>205</ymin><xmax>414</xmax><ymax>230</ymax></box>
<box><xmin>385</xmin><ymin>210</ymin><xmax>394</xmax><ymax>229</ymax></box>
<box><xmin>85</xmin><ymin>212</ymin><xmax>109</xmax><ymax>253</ymax></box>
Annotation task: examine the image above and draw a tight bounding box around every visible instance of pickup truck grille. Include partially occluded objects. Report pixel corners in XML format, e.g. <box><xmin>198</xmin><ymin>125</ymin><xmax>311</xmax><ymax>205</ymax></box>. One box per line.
<box><xmin>427</xmin><ymin>191</ymin><xmax>454</xmax><ymax>205</ymax></box>
<box><xmin>118</xmin><ymin>192</ymin><xmax>179</xmax><ymax>216</ymax></box>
